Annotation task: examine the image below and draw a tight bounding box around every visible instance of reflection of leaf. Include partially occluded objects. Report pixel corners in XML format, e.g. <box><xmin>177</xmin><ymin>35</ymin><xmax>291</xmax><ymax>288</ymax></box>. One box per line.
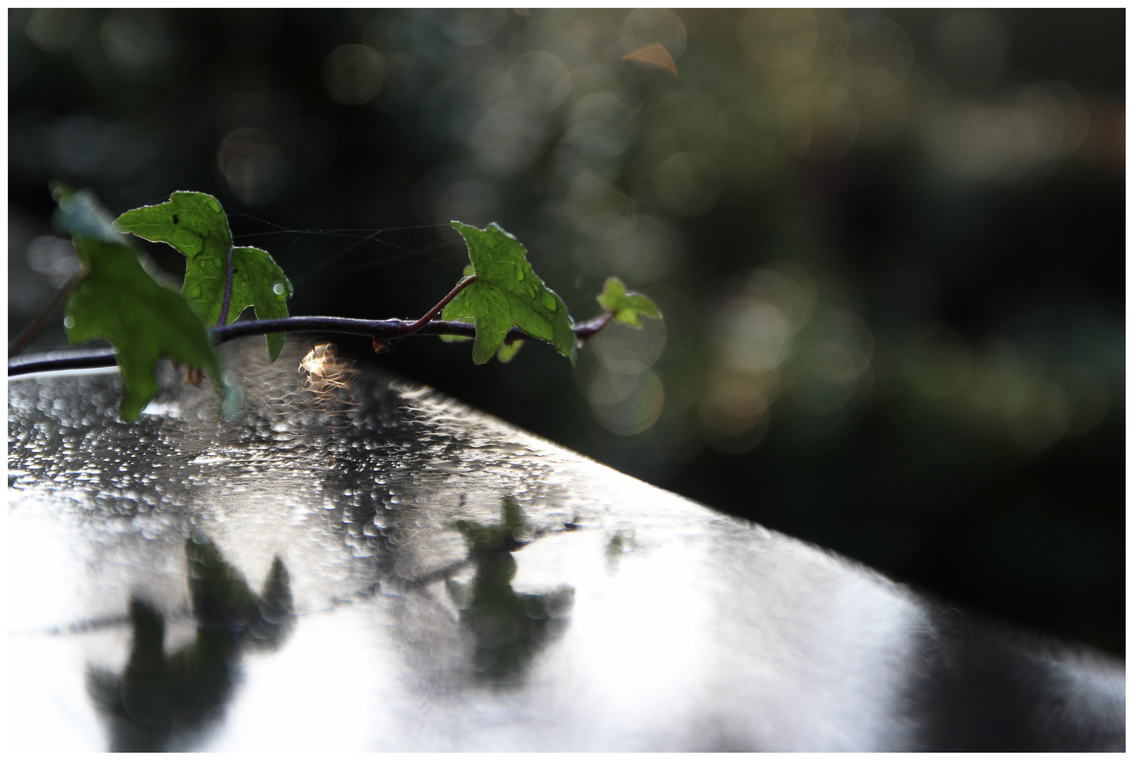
<box><xmin>443</xmin><ymin>222</ymin><xmax>576</xmax><ymax>365</ymax></box>
<box><xmin>86</xmin><ymin>534</ymin><xmax>295</xmax><ymax>751</ymax></box>
<box><xmin>454</xmin><ymin>495</ymin><xmax>530</xmax><ymax>550</ymax></box>
<box><xmin>597</xmin><ymin>277</ymin><xmax>663</xmax><ymax>327</ymax></box>
<box><xmin>622</xmin><ymin>43</ymin><xmax>678</xmax><ymax>76</ymax></box>
<box><xmin>55</xmin><ymin>191</ymin><xmax>222</xmax><ymax>422</ymax></box>
<box><xmin>451</xmin><ymin>498</ymin><xmax>573</xmax><ymax>685</ymax></box>
<box><xmin>116</xmin><ymin>192</ymin><xmax>293</xmax><ymax>361</ymax></box>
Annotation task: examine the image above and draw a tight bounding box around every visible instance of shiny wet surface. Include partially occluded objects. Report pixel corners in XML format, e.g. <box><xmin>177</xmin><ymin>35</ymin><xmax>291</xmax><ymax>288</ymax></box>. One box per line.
<box><xmin>7</xmin><ymin>339</ymin><xmax>1123</xmax><ymax>751</ymax></box>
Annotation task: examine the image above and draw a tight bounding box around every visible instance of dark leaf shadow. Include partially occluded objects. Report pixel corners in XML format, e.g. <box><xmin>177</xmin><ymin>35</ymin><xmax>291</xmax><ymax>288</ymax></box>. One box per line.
<box><xmin>86</xmin><ymin>532</ymin><xmax>295</xmax><ymax>751</ymax></box>
<box><xmin>449</xmin><ymin>497</ymin><xmax>574</xmax><ymax>686</ymax></box>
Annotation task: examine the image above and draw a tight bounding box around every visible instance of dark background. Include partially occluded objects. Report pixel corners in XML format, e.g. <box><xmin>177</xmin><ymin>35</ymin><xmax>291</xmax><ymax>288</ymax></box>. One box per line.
<box><xmin>9</xmin><ymin>9</ymin><xmax>1125</xmax><ymax>656</ymax></box>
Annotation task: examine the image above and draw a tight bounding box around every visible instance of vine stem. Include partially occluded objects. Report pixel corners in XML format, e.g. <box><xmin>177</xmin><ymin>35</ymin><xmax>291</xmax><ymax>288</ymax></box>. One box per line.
<box><xmin>8</xmin><ymin>270</ymin><xmax>85</xmax><ymax>358</ymax></box>
<box><xmin>6</xmin><ymin>312</ymin><xmax>618</xmax><ymax>377</ymax></box>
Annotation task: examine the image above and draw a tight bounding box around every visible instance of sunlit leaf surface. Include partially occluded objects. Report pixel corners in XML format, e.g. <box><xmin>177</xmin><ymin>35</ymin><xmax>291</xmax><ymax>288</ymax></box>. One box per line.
<box><xmin>443</xmin><ymin>221</ymin><xmax>576</xmax><ymax>365</ymax></box>
<box><xmin>116</xmin><ymin>192</ymin><xmax>292</xmax><ymax>361</ymax></box>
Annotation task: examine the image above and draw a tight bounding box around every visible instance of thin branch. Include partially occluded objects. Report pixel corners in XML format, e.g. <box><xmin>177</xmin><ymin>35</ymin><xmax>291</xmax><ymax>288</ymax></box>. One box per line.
<box><xmin>404</xmin><ymin>275</ymin><xmax>476</xmax><ymax>334</ymax></box>
<box><xmin>570</xmin><ymin>311</ymin><xmax>614</xmax><ymax>339</ymax></box>
<box><xmin>7</xmin><ymin>311</ymin><xmax>620</xmax><ymax>377</ymax></box>
<box><xmin>216</xmin><ymin>245</ymin><xmax>235</xmax><ymax>327</ymax></box>
<box><xmin>8</xmin><ymin>270</ymin><xmax>85</xmax><ymax>358</ymax></box>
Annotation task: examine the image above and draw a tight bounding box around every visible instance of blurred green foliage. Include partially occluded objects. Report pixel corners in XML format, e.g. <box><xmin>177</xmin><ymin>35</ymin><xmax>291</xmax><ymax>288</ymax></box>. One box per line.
<box><xmin>8</xmin><ymin>9</ymin><xmax>1123</xmax><ymax>654</ymax></box>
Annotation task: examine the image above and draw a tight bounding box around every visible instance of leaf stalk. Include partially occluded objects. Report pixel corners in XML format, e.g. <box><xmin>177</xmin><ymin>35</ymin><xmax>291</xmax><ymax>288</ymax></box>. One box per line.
<box><xmin>8</xmin><ymin>270</ymin><xmax>85</xmax><ymax>358</ymax></box>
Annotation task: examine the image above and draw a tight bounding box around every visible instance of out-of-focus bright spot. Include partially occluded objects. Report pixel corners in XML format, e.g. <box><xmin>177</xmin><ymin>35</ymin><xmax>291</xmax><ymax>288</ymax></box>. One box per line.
<box><xmin>809</xmin><ymin>340</ymin><xmax>867</xmax><ymax>386</ymax></box>
<box><xmin>218</xmin><ymin>128</ymin><xmax>288</xmax><ymax>205</ymax></box>
<box><xmin>490</xmin><ymin>51</ymin><xmax>571</xmax><ymax>114</ymax></box>
<box><xmin>756</xmin><ymin>264</ymin><xmax>818</xmax><ymax>331</ymax></box>
<box><xmin>566</xmin><ymin>171</ymin><xmax>636</xmax><ymax>239</ymax></box>
<box><xmin>849</xmin><ymin>65</ymin><xmax>904</xmax><ymax>99</ymax></box>
<box><xmin>935</xmin><ymin>10</ymin><xmax>1009</xmax><ymax>90</ymax></box>
<box><xmin>930</xmin><ymin>104</ymin><xmax>1034</xmax><ymax>184</ymax></box>
<box><xmin>620</xmin><ymin>8</ymin><xmax>686</xmax><ymax>61</ymax></box>
<box><xmin>323</xmin><ymin>44</ymin><xmax>385</xmax><ymax>105</ymax></box>
<box><xmin>654</xmin><ymin>152</ymin><xmax>720</xmax><ymax>216</ymax></box>
<box><xmin>784</xmin><ymin>82</ymin><xmax>858</xmax><ymax>162</ymax></box>
<box><xmin>792</xmin><ymin>342</ymin><xmax>869</xmax><ymax>415</ymax></box>
<box><xmin>928</xmin><ymin>80</ymin><xmax>1088</xmax><ymax>183</ymax></box>
<box><xmin>907</xmin><ymin>325</ymin><xmax>972</xmax><ymax>399</ymax></box>
<box><xmin>100</xmin><ymin>9</ymin><xmax>170</xmax><ymax>69</ymax></box>
<box><xmin>1015</xmin><ymin>81</ymin><xmax>1091</xmax><ymax>161</ymax></box>
<box><xmin>622</xmin><ymin>44</ymin><xmax>678</xmax><ymax>76</ymax></box>
<box><xmin>952</xmin><ymin>344</ymin><xmax>1105</xmax><ymax>449</ymax></box>
<box><xmin>852</xmin><ymin>84</ymin><xmax>909</xmax><ymax>147</ymax></box>
<box><xmin>961</xmin><ymin>343</ymin><xmax>1035</xmax><ymax>418</ymax></box>
<box><xmin>594</xmin><ymin>215</ymin><xmax>678</xmax><ymax>283</ymax></box>
<box><xmin>25</xmin><ymin>8</ymin><xmax>85</xmax><ymax>52</ymax></box>
<box><xmin>846</xmin><ymin>16</ymin><xmax>914</xmax><ymax>94</ymax></box>
<box><xmin>569</xmin><ymin>64</ymin><xmax>620</xmax><ymax>104</ymax></box>
<box><xmin>1052</xmin><ymin>363</ymin><xmax>1111</xmax><ymax>436</ymax></box>
<box><xmin>589</xmin><ymin>368</ymin><xmax>664</xmax><ymax>436</ymax></box>
<box><xmin>565</xmin><ymin>93</ymin><xmax>632</xmax><ymax>159</ymax></box>
<box><xmin>471</xmin><ymin>108</ymin><xmax>547</xmax><ymax>175</ymax></box>
<box><xmin>789</xmin><ymin>310</ymin><xmax>873</xmax><ymax>415</ymax></box>
<box><xmin>716</xmin><ymin>298</ymin><xmax>792</xmax><ymax>374</ymax></box>
<box><xmin>809</xmin><ymin>309</ymin><xmax>873</xmax><ymax>370</ymax></box>
<box><xmin>592</xmin><ymin>318</ymin><xmax>666</xmax><ymax>375</ymax></box>
<box><xmin>438</xmin><ymin>8</ymin><xmax>506</xmax><ymax>46</ymax></box>
<box><xmin>435</xmin><ymin>180</ymin><xmax>502</xmax><ymax>227</ymax></box>
<box><xmin>641</xmin><ymin>92</ymin><xmax>729</xmax><ymax>159</ymax></box>
<box><xmin>699</xmin><ymin>378</ymin><xmax>770</xmax><ymax>454</ymax></box>
<box><xmin>713</xmin><ymin>264</ymin><xmax>817</xmax><ymax>375</ymax></box>
<box><xmin>739</xmin><ymin>9</ymin><xmax>849</xmax><ymax>75</ymax></box>
<box><xmin>26</xmin><ymin>236</ymin><xmax>80</xmax><ymax>289</ymax></box>
<box><xmin>1004</xmin><ymin>378</ymin><xmax>1072</xmax><ymax>450</ymax></box>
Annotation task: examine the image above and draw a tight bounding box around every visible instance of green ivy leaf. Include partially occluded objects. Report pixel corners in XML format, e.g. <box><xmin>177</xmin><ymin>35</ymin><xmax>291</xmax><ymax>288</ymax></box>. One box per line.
<box><xmin>115</xmin><ymin>191</ymin><xmax>293</xmax><ymax>361</ymax></box>
<box><xmin>56</xmin><ymin>193</ymin><xmax>223</xmax><ymax>422</ymax></box>
<box><xmin>596</xmin><ymin>277</ymin><xmax>662</xmax><ymax>327</ymax></box>
<box><xmin>443</xmin><ymin>222</ymin><xmax>576</xmax><ymax>365</ymax></box>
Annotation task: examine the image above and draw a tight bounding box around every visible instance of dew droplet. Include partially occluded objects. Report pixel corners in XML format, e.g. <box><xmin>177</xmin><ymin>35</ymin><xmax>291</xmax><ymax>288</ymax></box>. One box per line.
<box><xmin>63</xmin><ymin>315</ymin><xmax>75</xmax><ymax>329</ymax></box>
<box><xmin>273</xmin><ymin>282</ymin><xmax>285</xmax><ymax>296</ymax></box>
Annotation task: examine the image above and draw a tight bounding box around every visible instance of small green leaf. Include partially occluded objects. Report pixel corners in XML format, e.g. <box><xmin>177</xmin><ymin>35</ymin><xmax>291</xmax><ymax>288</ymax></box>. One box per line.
<box><xmin>64</xmin><ymin>235</ymin><xmax>222</xmax><ymax>422</ymax></box>
<box><xmin>596</xmin><ymin>277</ymin><xmax>662</xmax><ymax>328</ymax></box>
<box><xmin>443</xmin><ymin>222</ymin><xmax>576</xmax><ymax>365</ymax></box>
<box><xmin>115</xmin><ymin>192</ymin><xmax>293</xmax><ymax>361</ymax></box>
